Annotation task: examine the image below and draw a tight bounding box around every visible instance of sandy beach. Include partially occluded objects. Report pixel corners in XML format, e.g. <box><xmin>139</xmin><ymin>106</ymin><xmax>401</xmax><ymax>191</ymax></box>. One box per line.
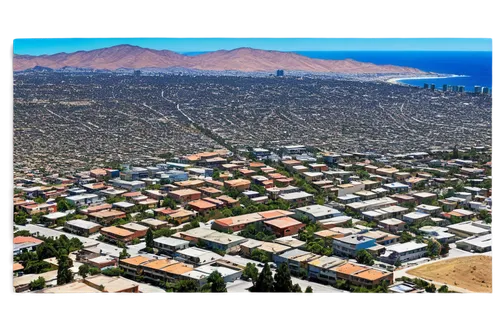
<box><xmin>387</xmin><ymin>74</ymin><xmax>468</xmax><ymax>85</ymax></box>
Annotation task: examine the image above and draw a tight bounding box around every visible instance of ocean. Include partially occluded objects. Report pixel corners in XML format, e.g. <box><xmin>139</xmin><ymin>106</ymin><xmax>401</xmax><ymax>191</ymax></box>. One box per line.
<box><xmin>297</xmin><ymin>51</ymin><xmax>492</xmax><ymax>92</ymax></box>
<box><xmin>184</xmin><ymin>50</ymin><xmax>492</xmax><ymax>92</ymax></box>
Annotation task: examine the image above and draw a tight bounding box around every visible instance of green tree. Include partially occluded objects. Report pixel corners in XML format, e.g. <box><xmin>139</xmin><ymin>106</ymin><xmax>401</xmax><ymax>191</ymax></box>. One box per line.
<box><xmin>89</xmin><ymin>266</ymin><xmax>101</xmax><ymax>276</ymax></box>
<box><xmin>56</xmin><ymin>253</ymin><xmax>74</xmax><ymax>285</ymax></box>
<box><xmin>145</xmin><ymin>228</ymin><xmax>154</xmax><ymax>249</ymax></box>
<box><xmin>292</xmin><ymin>284</ymin><xmax>302</xmax><ymax>292</ymax></box>
<box><xmin>56</xmin><ymin>197</ymin><xmax>74</xmax><ymax>212</ymax></box>
<box><xmin>425</xmin><ymin>284</ymin><xmax>437</xmax><ymax>293</ymax></box>
<box><xmin>36</xmin><ymin>242</ymin><xmax>58</xmax><ymax>260</ymax></box>
<box><xmin>400</xmin><ymin>231</ymin><xmax>414</xmax><ymax>243</ymax></box>
<box><xmin>29</xmin><ymin>277</ymin><xmax>46</xmax><ymax>291</ymax></box>
<box><xmin>34</xmin><ymin>197</ymin><xmax>45</xmax><ymax>204</ymax></box>
<box><xmin>440</xmin><ymin>242</ymin><xmax>450</xmax><ymax>256</ymax></box>
<box><xmin>305</xmin><ymin>286</ymin><xmax>313</xmax><ymax>293</ymax></box>
<box><xmin>14</xmin><ymin>210</ymin><xmax>28</xmax><ymax>225</ymax></box>
<box><xmin>14</xmin><ymin>230</ymin><xmax>31</xmax><ymax>237</ymax></box>
<box><xmin>355</xmin><ymin>249</ymin><xmax>374</xmax><ymax>266</ymax></box>
<box><xmin>250</xmin><ymin>249</ymin><xmax>270</xmax><ymax>263</ymax></box>
<box><xmin>253</xmin><ymin>262</ymin><xmax>274</xmax><ymax>292</ymax></box>
<box><xmin>206</xmin><ymin>271</ymin><xmax>227</xmax><ymax>292</ymax></box>
<box><xmin>119</xmin><ymin>248</ymin><xmax>130</xmax><ymax>259</ymax></box>
<box><xmin>242</xmin><ymin>263</ymin><xmax>259</xmax><ymax>286</ymax></box>
<box><xmin>426</xmin><ymin>239</ymin><xmax>442</xmax><ymax>258</ymax></box>
<box><xmin>438</xmin><ymin>285</ymin><xmax>449</xmax><ymax>293</ymax></box>
<box><xmin>78</xmin><ymin>264</ymin><xmax>90</xmax><ymax>279</ymax></box>
<box><xmin>102</xmin><ymin>267</ymin><xmax>123</xmax><ymax>277</ymax></box>
<box><xmin>273</xmin><ymin>263</ymin><xmax>294</xmax><ymax>292</ymax></box>
<box><xmin>176</xmin><ymin>280</ymin><xmax>200</xmax><ymax>292</ymax></box>
<box><xmin>162</xmin><ymin>197</ymin><xmax>177</xmax><ymax>209</ymax></box>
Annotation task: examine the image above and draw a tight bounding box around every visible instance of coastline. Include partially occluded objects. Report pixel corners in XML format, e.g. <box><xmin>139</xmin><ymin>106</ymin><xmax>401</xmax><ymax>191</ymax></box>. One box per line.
<box><xmin>387</xmin><ymin>74</ymin><xmax>469</xmax><ymax>85</ymax></box>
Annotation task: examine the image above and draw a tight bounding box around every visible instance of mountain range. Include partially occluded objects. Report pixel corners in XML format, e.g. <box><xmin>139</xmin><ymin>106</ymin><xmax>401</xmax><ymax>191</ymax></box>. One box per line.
<box><xmin>13</xmin><ymin>44</ymin><xmax>424</xmax><ymax>74</ymax></box>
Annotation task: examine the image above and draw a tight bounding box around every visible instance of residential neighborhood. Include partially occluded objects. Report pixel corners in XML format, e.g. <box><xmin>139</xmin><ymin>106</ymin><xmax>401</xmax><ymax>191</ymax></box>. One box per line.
<box><xmin>13</xmin><ymin>144</ymin><xmax>492</xmax><ymax>293</ymax></box>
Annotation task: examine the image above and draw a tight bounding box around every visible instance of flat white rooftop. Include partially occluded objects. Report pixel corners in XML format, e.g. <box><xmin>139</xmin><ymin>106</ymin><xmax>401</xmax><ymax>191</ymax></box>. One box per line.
<box><xmin>385</xmin><ymin>241</ymin><xmax>427</xmax><ymax>253</ymax></box>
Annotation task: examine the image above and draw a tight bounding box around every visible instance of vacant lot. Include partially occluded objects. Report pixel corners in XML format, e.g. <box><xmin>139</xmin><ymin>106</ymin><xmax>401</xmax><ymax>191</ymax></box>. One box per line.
<box><xmin>407</xmin><ymin>255</ymin><xmax>492</xmax><ymax>293</ymax></box>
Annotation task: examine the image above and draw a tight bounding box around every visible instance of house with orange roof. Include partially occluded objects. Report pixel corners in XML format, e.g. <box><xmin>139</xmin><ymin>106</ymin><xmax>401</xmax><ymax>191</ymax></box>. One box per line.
<box><xmin>13</xmin><ymin>236</ymin><xmax>44</xmax><ymax>255</ymax></box>
<box><xmin>100</xmin><ymin>226</ymin><xmax>137</xmax><ymax>244</ymax></box>
<box><xmin>120</xmin><ymin>223</ymin><xmax>149</xmax><ymax>238</ymax></box>
<box><xmin>20</xmin><ymin>202</ymin><xmax>58</xmax><ymax>215</ymax></box>
<box><xmin>216</xmin><ymin>195</ymin><xmax>239</xmax><ymax>207</ymax></box>
<box><xmin>262</xmin><ymin>180</ymin><xmax>275</xmax><ymax>188</ymax></box>
<box><xmin>261</xmin><ymin>167</ymin><xmax>276</xmax><ymax>174</ymax></box>
<box><xmin>168</xmin><ymin>189</ymin><xmax>202</xmax><ymax>203</ymax></box>
<box><xmin>282</xmin><ymin>159</ymin><xmax>302</xmax><ymax>171</ymax></box>
<box><xmin>140</xmin><ymin>258</ymin><xmax>180</xmax><ymax>282</ymax></box>
<box><xmin>239</xmin><ymin>169</ymin><xmax>256</xmax><ymax>177</ymax></box>
<box><xmin>138</xmin><ymin>198</ymin><xmax>158</xmax><ymax>209</ymax></box>
<box><xmin>122</xmin><ymin>191</ymin><xmax>143</xmax><ymax>201</ymax></box>
<box><xmin>335</xmin><ymin>262</ymin><xmax>393</xmax><ymax>287</ymax></box>
<box><xmin>275</xmin><ymin>177</ymin><xmax>294</xmax><ymax>187</ymax></box>
<box><xmin>119</xmin><ymin>256</ymin><xmax>155</xmax><ymax>278</ymax></box>
<box><xmin>187</xmin><ymin>199</ymin><xmax>217</xmax><ymax>216</ymax></box>
<box><xmin>249</xmin><ymin>162</ymin><xmax>266</xmax><ymax>169</ymax></box>
<box><xmin>174</xmin><ymin>179</ymin><xmax>205</xmax><ymax>189</ymax></box>
<box><xmin>87</xmin><ymin>203</ymin><xmax>113</xmax><ymax>213</ymax></box>
<box><xmin>166</xmin><ymin>209</ymin><xmax>197</xmax><ymax>224</ymax></box>
<box><xmin>212</xmin><ymin>209</ymin><xmax>294</xmax><ymax>232</ymax></box>
<box><xmin>201</xmin><ymin>197</ymin><xmax>225</xmax><ymax>208</ymax></box>
<box><xmin>224</xmin><ymin>179</ymin><xmax>251</xmax><ymax>192</ymax></box>
<box><xmin>88</xmin><ymin>209</ymin><xmax>127</xmax><ymax>225</ymax></box>
<box><xmin>13</xmin><ymin>263</ymin><xmax>24</xmax><ymax>276</ymax></box>
<box><xmin>198</xmin><ymin>186</ymin><xmax>223</xmax><ymax>198</ymax></box>
<box><xmin>204</xmin><ymin>179</ymin><xmax>224</xmax><ymax>189</ymax></box>
<box><xmin>263</xmin><ymin>216</ymin><xmax>305</xmax><ymax>237</ymax></box>
<box><xmin>90</xmin><ymin>168</ymin><xmax>108</xmax><ymax>180</ymax></box>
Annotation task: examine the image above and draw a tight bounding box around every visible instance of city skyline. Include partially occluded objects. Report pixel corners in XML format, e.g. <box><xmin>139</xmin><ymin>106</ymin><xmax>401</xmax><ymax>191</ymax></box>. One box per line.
<box><xmin>14</xmin><ymin>38</ymin><xmax>492</xmax><ymax>56</ymax></box>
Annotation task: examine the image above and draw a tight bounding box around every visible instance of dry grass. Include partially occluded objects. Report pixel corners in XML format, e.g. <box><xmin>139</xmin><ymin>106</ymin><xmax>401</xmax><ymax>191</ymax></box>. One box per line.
<box><xmin>407</xmin><ymin>255</ymin><xmax>492</xmax><ymax>293</ymax></box>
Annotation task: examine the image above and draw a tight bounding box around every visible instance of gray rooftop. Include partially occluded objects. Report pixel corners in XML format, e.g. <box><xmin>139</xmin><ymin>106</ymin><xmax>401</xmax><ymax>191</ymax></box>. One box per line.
<box><xmin>295</xmin><ymin>204</ymin><xmax>341</xmax><ymax>218</ymax></box>
<box><xmin>66</xmin><ymin>219</ymin><xmax>101</xmax><ymax>229</ymax></box>
<box><xmin>154</xmin><ymin>236</ymin><xmax>190</xmax><ymax>247</ymax></box>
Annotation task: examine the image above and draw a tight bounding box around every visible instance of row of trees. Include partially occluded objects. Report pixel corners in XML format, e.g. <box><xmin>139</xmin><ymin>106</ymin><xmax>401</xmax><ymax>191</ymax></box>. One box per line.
<box><xmin>239</xmin><ymin>223</ymin><xmax>276</xmax><ymax>242</ymax></box>
<box><xmin>164</xmin><ymin>271</ymin><xmax>227</xmax><ymax>292</ymax></box>
<box><xmin>242</xmin><ymin>262</ymin><xmax>311</xmax><ymax>293</ymax></box>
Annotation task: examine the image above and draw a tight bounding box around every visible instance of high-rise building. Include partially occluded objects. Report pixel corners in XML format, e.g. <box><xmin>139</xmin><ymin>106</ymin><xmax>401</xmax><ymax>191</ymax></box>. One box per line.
<box><xmin>276</xmin><ymin>69</ymin><xmax>284</xmax><ymax>77</ymax></box>
<box><xmin>442</xmin><ymin>84</ymin><xmax>448</xmax><ymax>92</ymax></box>
<box><xmin>482</xmin><ymin>87</ymin><xmax>490</xmax><ymax>95</ymax></box>
<box><xmin>430</xmin><ymin>84</ymin><xmax>435</xmax><ymax>91</ymax></box>
<box><xmin>458</xmin><ymin>86</ymin><xmax>465</xmax><ymax>92</ymax></box>
<box><xmin>474</xmin><ymin>86</ymin><xmax>482</xmax><ymax>94</ymax></box>
<box><xmin>451</xmin><ymin>86</ymin><xmax>458</xmax><ymax>92</ymax></box>
<box><xmin>423</xmin><ymin>83</ymin><xmax>429</xmax><ymax>89</ymax></box>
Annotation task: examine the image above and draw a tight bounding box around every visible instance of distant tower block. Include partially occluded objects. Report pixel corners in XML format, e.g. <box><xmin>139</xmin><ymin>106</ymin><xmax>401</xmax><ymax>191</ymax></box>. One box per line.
<box><xmin>474</xmin><ymin>86</ymin><xmax>482</xmax><ymax>94</ymax></box>
<box><xmin>423</xmin><ymin>83</ymin><xmax>429</xmax><ymax>89</ymax></box>
<box><xmin>481</xmin><ymin>87</ymin><xmax>490</xmax><ymax>95</ymax></box>
<box><xmin>442</xmin><ymin>84</ymin><xmax>448</xmax><ymax>92</ymax></box>
<box><xmin>430</xmin><ymin>84</ymin><xmax>435</xmax><ymax>91</ymax></box>
<box><xmin>276</xmin><ymin>69</ymin><xmax>284</xmax><ymax>77</ymax></box>
<box><xmin>458</xmin><ymin>86</ymin><xmax>465</xmax><ymax>92</ymax></box>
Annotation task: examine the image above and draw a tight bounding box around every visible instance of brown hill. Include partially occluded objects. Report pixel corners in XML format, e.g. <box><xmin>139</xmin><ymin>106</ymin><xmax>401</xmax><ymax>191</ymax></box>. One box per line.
<box><xmin>13</xmin><ymin>44</ymin><xmax>424</xmax><ymax>74</ymax></box>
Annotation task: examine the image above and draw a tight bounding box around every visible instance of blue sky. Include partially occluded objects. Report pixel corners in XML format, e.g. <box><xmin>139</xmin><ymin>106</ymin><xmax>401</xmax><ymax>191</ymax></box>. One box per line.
<box><xmin>14</xmin><ymin>38</ymin><xmax>492</xmax><ymax>55</ymax></box>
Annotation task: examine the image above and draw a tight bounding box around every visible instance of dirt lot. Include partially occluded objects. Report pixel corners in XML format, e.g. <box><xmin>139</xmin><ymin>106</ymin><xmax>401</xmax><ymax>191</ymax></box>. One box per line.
<box><xmin>407</xmin><ymin>255</ymin><xmax>492</xmax><ymax>293</ymax></box>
